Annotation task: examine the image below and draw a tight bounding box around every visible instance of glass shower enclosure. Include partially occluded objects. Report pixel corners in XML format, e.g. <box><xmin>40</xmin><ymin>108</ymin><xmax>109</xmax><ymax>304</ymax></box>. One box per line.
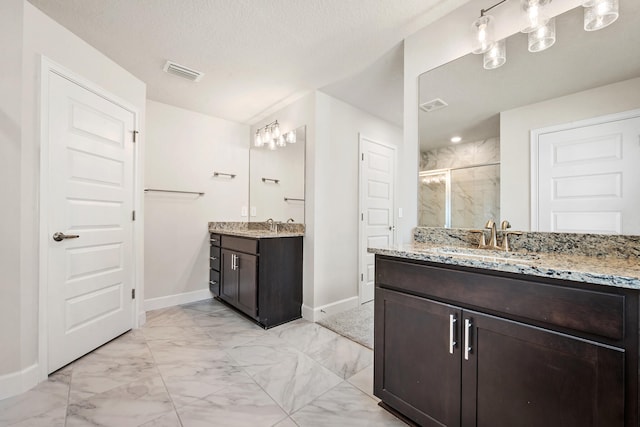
<box><xmin>418</xmin><ymin>163</ymin><xmax>500</xmax><ymax>229</ymax></box>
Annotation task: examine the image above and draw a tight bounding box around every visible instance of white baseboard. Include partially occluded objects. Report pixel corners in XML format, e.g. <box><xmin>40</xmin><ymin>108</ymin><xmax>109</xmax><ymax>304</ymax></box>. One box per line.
<box><xmin>303</xmin><ymin>296</ymin><xmax>359</xmax><ymax>323</ymax></box>
<box><xmin>0</xmin><ymin>363</ymin><xmax>40</xmax><ymax>401</ymax></box>
<box><xmin>144</xmin><ymin>289</ymin><xmax>213</xmax><ymax>312</ymax></box>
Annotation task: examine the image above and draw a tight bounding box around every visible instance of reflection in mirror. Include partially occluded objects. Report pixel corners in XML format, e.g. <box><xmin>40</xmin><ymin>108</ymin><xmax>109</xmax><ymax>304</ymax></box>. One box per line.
<box><xmin>418</xmin><ymin>2</ymin><xmax>640</xmax><ymax>233</ymax></box>
<box><xmin>249</xmin><ymin>126</ymin><xmax>306</xmax><ymax>223</ymax></box>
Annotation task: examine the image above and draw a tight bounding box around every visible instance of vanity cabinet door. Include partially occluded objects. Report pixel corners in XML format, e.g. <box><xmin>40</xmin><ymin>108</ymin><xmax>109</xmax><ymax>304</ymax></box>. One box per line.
<box><xmin>375</xmin><ymin>288</ymin><xmax>462</xmax><ymax>427</ymax></box>
<box><xmin>461</xmin><ymin>310</ymin><xmax>625</xmax><ymax>427</ymax></box>
<box><xmin>220</xmin><ymin>249</ymin><xmax>238</xmax><ymax>304</ymax></box>
<box><xmin>236</xmin><ymin>252</ymin><xmax>257</xmax><ymax>317</ymax></box>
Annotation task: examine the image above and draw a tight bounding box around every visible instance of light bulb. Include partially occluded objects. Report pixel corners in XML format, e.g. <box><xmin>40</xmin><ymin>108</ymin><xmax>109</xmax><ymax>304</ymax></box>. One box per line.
<box><xmin>263</xmin><ymin>126</ymin><xmax>271</xmax><ymax>142</ymax></box>
<box><xmin>472</xmin><ymin>15</ymin><xmax>494</xmax><ymax>54</ymax></box>
<box><xmin>276</xmin><ymin>135</ymin><xmax>286</xmax><ymax>147</ymax></box>
<box><xmin>254</xmin><ymin>131</ymin><xmax>263</xmax><ymax>147</ymax></box>
<box><xmin>268</xmin><ymin>138</ymin><xmax>277</xmax><ymax>150</ymax></box>
<box><xmin>272</xmin><ymin>121</ymin><xmax>280</xmax><ymax>138</ymax></box>
<box><xmin>286</xmin><ymin>131</ymin><xmax>297</xmax><ymax>144</ymax></box>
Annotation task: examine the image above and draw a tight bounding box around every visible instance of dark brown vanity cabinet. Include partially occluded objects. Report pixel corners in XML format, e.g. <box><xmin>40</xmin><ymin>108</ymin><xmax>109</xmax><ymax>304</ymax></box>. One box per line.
<box><xmin>374</xmin><ymin>256</ymin><xmax>637</xmax><ymax>427</ymax></box>
<box><xmin>211</xmin><ymin>233</ymin><xmax>303</xmax><ymax>328</ymax></box>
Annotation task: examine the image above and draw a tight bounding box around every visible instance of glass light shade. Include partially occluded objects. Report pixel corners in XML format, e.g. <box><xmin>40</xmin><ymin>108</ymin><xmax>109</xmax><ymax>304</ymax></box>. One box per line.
<box><xmin>472</xmin><ymin>15</ymin><xmax>494</xmax><ymax>54</ymax></box>
<box><xmin>584</xmin><ymin>0</ymin><xmax>619</xmax><ymax>31</ymax></box>
<box><xmin>286</xmin><ymin>130</ymin><xmax>296</xmax><ymax>144</ymax></box>
<box><xmin>276</xmin><ymin>135</ymin><xmax>286</xmax><ymax>147</ymax></box>
<box><xmin>528</xmin><ymin>17</ymin><xmax>556</xmax><ymax>52</ymax></box>
<box><xmin>483</xmin><ymin>39</ymin><xmax>506</xmax><ymax>70</ymax></box>
<box><xmin>263</xmin><ymin>127</ymin><xmax>271</xmax><ymax>142</ymax></box>
<box><xmin>268</xmin><ymin>138</ymin><xmax>277</xmax><ymax>150</ymax></box>
<box><xmin>254</xmin><ymin>131</ymin><xmax>263</xmax><ymax>147</ymax></box>
<box><xmin>272</xmin><ymin>121</ymin><xmax>281</xmax><ymax>138</ymax></box>
<box><xmin>520</xmin><ymin>0</ymin><xmax>550</xmax><ymax>33</ymax></box>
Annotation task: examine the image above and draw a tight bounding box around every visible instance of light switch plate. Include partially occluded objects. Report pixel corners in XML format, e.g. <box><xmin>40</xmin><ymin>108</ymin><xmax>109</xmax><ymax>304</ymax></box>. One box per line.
<box><xmin>250</xmin><ymin>206</ymin><xmax>256</xmax><ymax>217</ymax></box>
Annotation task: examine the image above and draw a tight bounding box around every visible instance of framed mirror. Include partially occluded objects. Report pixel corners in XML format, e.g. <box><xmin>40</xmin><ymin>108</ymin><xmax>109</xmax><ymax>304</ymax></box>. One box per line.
<box><xmin>418</xmin><ymin>2</ymin><xmax>640</xmax><ymax>233</ymax></box>
<box><xmin>249</xmin><ymin>125</ymin><xmax>306</xmax><ymax>223</ymax></box>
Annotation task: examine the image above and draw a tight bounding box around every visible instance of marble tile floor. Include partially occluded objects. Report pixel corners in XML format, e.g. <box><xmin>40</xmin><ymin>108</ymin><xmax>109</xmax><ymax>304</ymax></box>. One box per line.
<box><xmin>0</xmin><ymin>298</ymin><xmax>405</xmax><ymax>427</ymax></box>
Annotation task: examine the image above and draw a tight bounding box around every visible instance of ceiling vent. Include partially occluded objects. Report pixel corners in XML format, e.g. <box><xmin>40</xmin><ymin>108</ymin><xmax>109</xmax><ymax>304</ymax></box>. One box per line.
<box><xmin>163</xmin><ymin>61</ymin><xmax>204</xmax><ymax>82</ymax></box>
<box><xmin>419</xmin><ymin>98</ymin><xmax>448</xmax><ymax>113</ymax></box>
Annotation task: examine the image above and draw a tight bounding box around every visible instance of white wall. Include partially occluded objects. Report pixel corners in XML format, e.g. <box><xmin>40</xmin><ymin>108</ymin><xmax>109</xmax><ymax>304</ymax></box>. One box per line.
<box><xmin>313</xmin><ymin>93</ymin><xmax>402</xmax><ymax>310</ymax></box>
<box><xmin>144</xmin><ymin>100</ymin><xmax>249</xmax><ymax>305</ymax></box>
<box><xmin>0</xmin><ymin>0</ymin><xmax>25</xmax><ymax>381</ymax></box>
<box><xmin>0</xmin><ymin>1</ymin><xmax>146</xmax><ymax>400</ymax></box>
<box><xmin>402</xmin><ymin>0</ymin><xmax>582</xmax><ymax>240</ymax></box>
<box><xmin>501</xmin><ymin>76</ymin><xmax>640</xmax><ymax>230</ymax></box>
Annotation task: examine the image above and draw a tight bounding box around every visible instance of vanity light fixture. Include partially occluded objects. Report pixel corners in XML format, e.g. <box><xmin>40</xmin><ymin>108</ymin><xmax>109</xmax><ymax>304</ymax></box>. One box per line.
<box><xmin>471</xmin><ymin>0</ymin><xmax>620</xmax><ymax>70</ymax></box>
<box><xmin>254</xmin><ymin>120</ymin><xmax>296</xmax><ymax>150</ymax></box>
<box><xmin>583</xmin><ymin>0</ymin><xmax>619</xmax><ymax>31</ymax></box>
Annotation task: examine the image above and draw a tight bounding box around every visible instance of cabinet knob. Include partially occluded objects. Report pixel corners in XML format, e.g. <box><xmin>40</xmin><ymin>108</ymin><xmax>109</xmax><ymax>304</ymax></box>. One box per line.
<box><xmin>210</xmin><ymin>256</ymin><xmax>218</xmax><ymax>261</ymax></box>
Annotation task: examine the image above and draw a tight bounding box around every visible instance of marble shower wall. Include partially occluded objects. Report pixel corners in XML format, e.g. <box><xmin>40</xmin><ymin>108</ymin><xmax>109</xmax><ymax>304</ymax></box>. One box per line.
<box><xmin>419</xmin><ymin>138</ymin><xmax>500</xmax><ymax>229</ymax></box>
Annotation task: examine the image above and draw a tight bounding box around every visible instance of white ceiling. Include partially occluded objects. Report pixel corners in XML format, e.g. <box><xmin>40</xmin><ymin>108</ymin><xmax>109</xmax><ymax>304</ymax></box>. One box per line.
<box><xmin>27</xmin><ymin>0</ymin><xmax>467</xmax><ymax>125</ymax></box>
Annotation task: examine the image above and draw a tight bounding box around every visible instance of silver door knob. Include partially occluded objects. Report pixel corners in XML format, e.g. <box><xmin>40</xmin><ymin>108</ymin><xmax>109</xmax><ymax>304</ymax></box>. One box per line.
<box><xmin>53</xmin><ymin>232</ymin><xmax>80</xmax><ymax>242</ymax></box>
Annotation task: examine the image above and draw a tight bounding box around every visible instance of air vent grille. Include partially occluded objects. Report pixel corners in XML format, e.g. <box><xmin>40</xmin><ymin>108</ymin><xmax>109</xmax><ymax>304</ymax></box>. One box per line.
<box><xmin>163</xmin><ymin>61</ymin><xmax>204</xmax><ymax>82</ymax></box>
<box><xmin>419</xmin><ymin>98</ymin><xmax>448</xmax><ymax>113</ymax></box>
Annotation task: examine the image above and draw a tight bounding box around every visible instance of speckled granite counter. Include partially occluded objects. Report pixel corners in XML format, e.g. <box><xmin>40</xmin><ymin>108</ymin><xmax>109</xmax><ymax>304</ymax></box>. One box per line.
<box><xmin>208</xmin><ymin>221</ymin><xmax>304</xmax><ymax>238</ymax></box>
<box><xmin>369</xmin><ymin>228</ymin><xmax>640</xmax><ymax>290</ymax></box>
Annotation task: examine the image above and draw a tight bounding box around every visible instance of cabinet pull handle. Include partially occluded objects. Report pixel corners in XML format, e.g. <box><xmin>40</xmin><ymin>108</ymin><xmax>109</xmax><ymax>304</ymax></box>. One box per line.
<box><xmin>449</xmin><ymin>314</ymin><xmax>457</xmax><ymax>354</ymax></box>
<box><xmin>210</xmin><ymin>256</ymin><xmax>217</xmax><ymax>261</ymax></box>
<box><xmin>232</xmin><ymin>254</ymin><xmax>238</xmax><ymax>270</ymax></box>
<box><xmin>464</xmin><ymin>318</ymin><xmax>472</xmax><ymax>361</ymax></box>
<box><xmin>209</xmin><ymin>280</ymin><xmax>217</xmax><ymax>285</ymax></box>
<box><xmin>210</xmin><ymin>239</ymin><xmax>218</xmax><ymax>243</ymax></box>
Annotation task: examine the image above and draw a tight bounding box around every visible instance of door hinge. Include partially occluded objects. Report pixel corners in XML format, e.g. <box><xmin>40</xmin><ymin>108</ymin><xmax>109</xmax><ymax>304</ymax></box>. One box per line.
<box><xmin>361</xmin><ymin>213</ymin><xmax>364</xmax><ymax>221</ymax></box>
<box><xmin>361</xmin><ymin>153</ymin><xmax>364</xmax><ymax>161</ymax></box>
<box><xmin>132</xmin><ymin>130</ymin><xmax>139</xmax><ymax>143</ymax></box>
<box><xmin>361</xmin><ymin>273</ymin><xmax>364</xmax><ymax>281</ymax></box>
<box><xmin>131</xmin><ymin>289</ymin><xmax>136</xmax><ymax>299</ymax></box>
<box><xmin>132</xmin><ymin>210</ymin><xmax>136</xmax><ymax>221</ymax></box>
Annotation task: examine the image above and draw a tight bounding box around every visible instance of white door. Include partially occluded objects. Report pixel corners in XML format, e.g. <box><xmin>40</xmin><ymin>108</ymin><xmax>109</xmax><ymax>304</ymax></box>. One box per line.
<box><xmin>534</xmin><ymin>114</ymin><xmax>640</xmax><ymax>234</ymax></box>
<box><xmin>359</xmin><ymin>136</ymin><xmax>396</xmax><ymax>304</ymax></box>
<box><xmin>46</xmin><ymin>71</ymin><xmax>136</xmax><ymax>373</ymax></box>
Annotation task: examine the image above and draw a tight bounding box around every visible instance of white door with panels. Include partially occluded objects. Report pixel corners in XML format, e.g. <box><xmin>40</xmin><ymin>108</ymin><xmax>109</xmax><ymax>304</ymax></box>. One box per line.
<box><xmin>359</xmin><ymin>136</ymin><xmax>396</xmax><ymax>304</ymax></box>
<box><xmin>534</xmin><ymin>112</ymin><xmax>640</xmax><ymax>234</ymax></box>
<box><xmin>46</xmin><ymin>70</ymin><xmax>136</xmax><ymax>373</ymax></box>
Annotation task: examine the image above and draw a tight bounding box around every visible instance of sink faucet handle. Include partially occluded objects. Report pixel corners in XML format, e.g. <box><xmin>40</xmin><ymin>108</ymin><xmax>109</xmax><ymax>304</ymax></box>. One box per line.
<box><xmin>484</xmin><ymin>219</ymin><xmax>495</xmax><ymax>229</ymax></box>
<box><xmin>500</xmin><ymin>220</ymin><xmax>511</xmax><ymax>230</ymax></box>
<box><xmin>501</xmin><ymin>230</ymin><xmax>523</xmax><ymax>252</ymax></box>
<box><xmin>469</xmin><ymin>229</ymin><xmax>487</xmax><ymax>248</ymax></box>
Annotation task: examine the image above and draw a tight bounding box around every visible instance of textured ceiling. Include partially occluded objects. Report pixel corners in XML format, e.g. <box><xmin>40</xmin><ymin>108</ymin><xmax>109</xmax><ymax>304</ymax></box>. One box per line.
<box><xmin>28</xmin><ymin>0</ymin><xmax>467</xmax><ymax>124</ymax></box>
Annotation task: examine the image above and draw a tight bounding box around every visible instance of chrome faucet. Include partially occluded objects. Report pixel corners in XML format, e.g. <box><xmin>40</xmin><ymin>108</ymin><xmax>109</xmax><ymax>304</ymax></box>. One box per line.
<box><xmin>286</xmin><ymin>218</ymin><xmax>295</xmax><ymax>223</ymax></box>
<box><xmin>266</xmin><ymin>218</ymin><xmax>274</xmax><ymax>231</ymax></box>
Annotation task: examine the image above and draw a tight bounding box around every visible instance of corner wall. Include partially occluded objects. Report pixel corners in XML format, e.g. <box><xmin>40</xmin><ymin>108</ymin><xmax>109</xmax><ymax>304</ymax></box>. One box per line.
<box><xmin>144</xmin><ymin>100</ymin><xmax>249</xmax><ymax>308</ymax></box>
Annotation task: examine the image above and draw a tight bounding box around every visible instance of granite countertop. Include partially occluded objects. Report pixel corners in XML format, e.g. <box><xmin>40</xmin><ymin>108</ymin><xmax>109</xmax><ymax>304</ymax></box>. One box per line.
<box><xmin>208</xmin><ymin>221</ymin><xmax>305</xmax><ymax>238</ymax></box>
<box><xmin>209</xmin><ymin>228</ymin><xmax>305</xmax><ymax>238</ymax></box>
<box><xmin>369</xmin><ymin>242</ymin><xmax>640</xmax><ymax>290</ymax></box>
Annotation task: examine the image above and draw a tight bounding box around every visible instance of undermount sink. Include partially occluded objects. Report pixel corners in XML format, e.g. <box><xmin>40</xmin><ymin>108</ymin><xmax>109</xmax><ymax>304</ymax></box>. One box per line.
<box><xmin>425</xmin><ymin>246</ymin><xmax>540</xmax><ymax>263</ymax></box>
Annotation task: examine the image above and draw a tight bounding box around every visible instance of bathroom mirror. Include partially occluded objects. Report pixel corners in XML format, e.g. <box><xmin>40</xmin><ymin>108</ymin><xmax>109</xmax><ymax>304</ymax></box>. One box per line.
<box><xmin>249</xmin><ymin>125</ymin><xmax>306</xmax><ymax>223</ymax></box>
<box><xmin>418</xmin><ymin>3</ymin><xmax>640</xmax><ymax>232</ymax></box>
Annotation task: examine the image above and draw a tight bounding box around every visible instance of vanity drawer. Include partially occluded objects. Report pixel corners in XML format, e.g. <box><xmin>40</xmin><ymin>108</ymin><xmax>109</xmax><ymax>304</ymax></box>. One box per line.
<box><xmin>210</xmin><ymin>233</ymin><xmax>221</xmax><ymax>246</ymax></box>
<box><xmin>376</xmin><ymin>257</ymin><xmax>625</xmax><ymax>341</ymax></box>
<box><xmin>221</xmin><ymin>235</ymin><xmax>258</xmax><ymax>255</ymax></box>
<box><xmin>209</xmin><ymin>246</ymin><xmax>221</xmax><ymax>270</ymax></box>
